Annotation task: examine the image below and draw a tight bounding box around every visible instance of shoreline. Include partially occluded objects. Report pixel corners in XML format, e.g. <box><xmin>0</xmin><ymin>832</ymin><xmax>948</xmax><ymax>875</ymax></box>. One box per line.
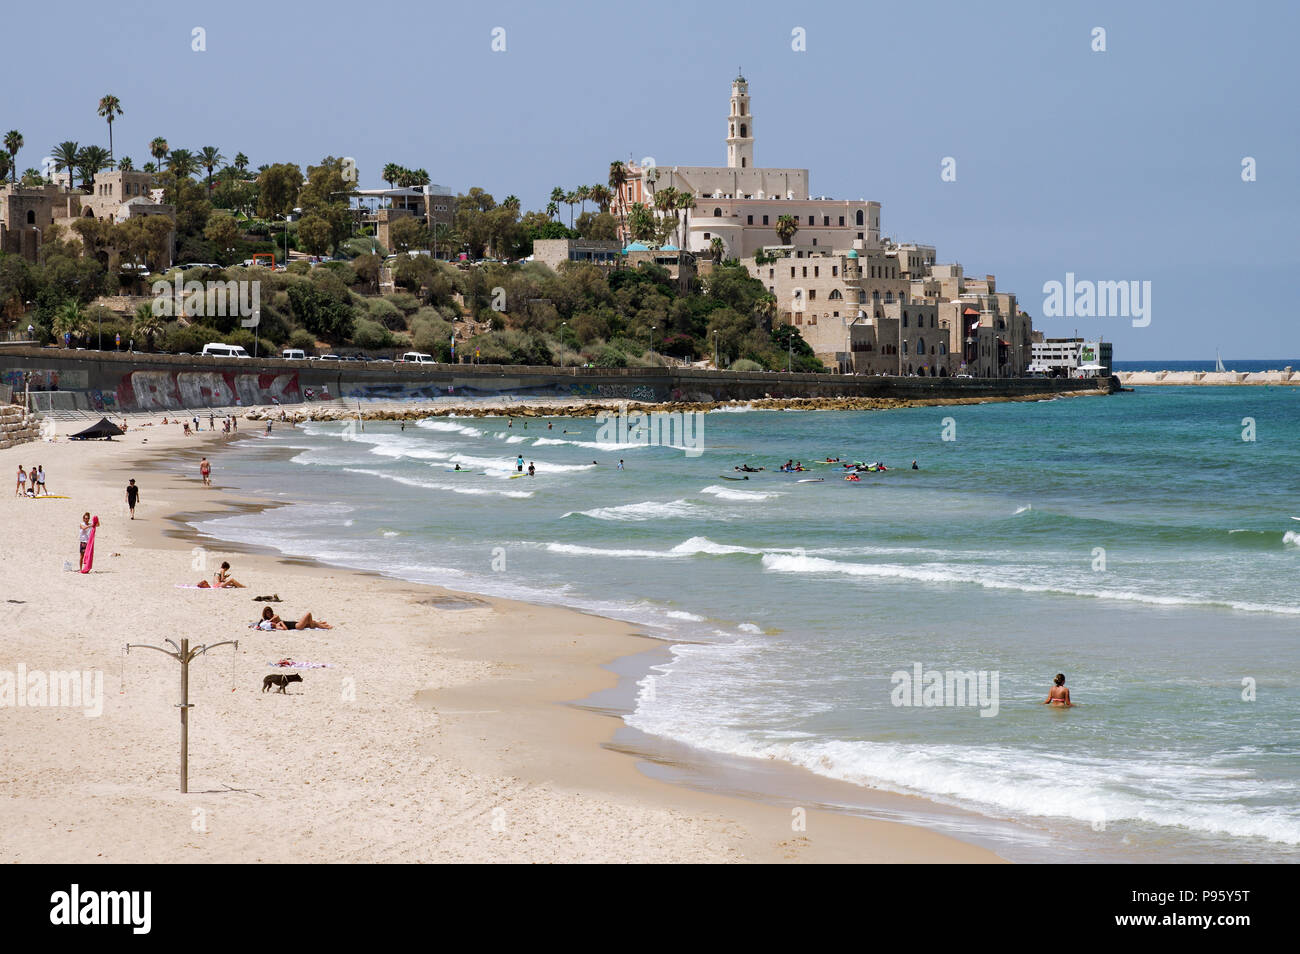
<box><xmin>0</xmin><ymin>414</ymin><xmax>1003</xmax><ymax>863</ymax></box>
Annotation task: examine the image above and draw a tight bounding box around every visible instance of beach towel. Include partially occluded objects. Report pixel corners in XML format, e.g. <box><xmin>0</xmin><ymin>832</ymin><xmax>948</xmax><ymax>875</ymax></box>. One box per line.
<box><xmin>268</xmin><ymin>660</ymin><xmax>334</xmax><ymax>670</ymax></box>
<box><xmin>79</xmin><ymin>516</ymin><xmax>99</xmax><ymax>573</ymax></box>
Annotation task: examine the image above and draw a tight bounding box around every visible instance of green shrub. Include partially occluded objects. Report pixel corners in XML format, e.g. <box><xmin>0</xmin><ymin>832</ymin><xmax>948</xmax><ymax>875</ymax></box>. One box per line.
<box><xmin>351</xmin><ymin>318</ymin><xmax>394</xmax><ymax>350</ymax></box>
<box><xmin>287</xmin><ymin>328</ymin><xmax>316</xmax><ymax>352</ymax></box>
<box><xmin>729</xmin><ymin>358</ymin><xmax>764</xmax><ymax>372</ymax></box>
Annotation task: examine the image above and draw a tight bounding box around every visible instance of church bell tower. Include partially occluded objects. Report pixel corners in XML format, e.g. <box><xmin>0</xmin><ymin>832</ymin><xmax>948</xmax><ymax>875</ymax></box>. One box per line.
<box><xmin>727</xmin><ymin>72</ymin><xmax>754</xmax><ymax>169</ymax></box>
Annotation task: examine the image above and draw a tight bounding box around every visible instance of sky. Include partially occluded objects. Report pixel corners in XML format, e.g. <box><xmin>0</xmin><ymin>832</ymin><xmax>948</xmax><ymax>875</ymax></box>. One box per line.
<box><xmin>8</xmin><ymin>0</ymin><xmax>1298</xmax><ymax>360</ymax></box>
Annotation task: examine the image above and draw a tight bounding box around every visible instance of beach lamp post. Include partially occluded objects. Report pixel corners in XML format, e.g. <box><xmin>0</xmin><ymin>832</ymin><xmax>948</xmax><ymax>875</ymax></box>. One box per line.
<box><xmin>123</xmin><ymin>637</ymin><xmax>239</xmax><ymax>793</ymax></box>
<box><xmin>713</xmin><ymin>330</ymin><xmax>719</xmax><ymax>369</ymax></box>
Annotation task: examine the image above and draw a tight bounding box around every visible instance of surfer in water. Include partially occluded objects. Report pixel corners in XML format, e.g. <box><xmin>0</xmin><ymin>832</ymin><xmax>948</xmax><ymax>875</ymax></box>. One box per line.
<box><xmin>1043</xmin><ymin>673</ymin><xmax>1073</xmax><ymax>707</ymax></box>
<box><xmin>516</xmin><ymin>455</ymin><xmax>524</xmax><ymax>473</ymax></box>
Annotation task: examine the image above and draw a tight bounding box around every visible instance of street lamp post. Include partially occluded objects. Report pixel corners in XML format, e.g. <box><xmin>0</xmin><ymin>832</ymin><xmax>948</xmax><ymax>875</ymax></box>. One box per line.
<box><xmin>713</xmin><ymin>330</ymin><xmax>719</xmax><ymax>369</ymax></box>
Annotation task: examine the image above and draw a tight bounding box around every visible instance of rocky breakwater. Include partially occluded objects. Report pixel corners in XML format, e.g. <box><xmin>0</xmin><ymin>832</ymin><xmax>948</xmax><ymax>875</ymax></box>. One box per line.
<box><xmin>1118</xmin><ymin>369</ymin><xmax>1297</xmax><ymax>386</ymax></box>
<box><xmin>0</xmin><ymin>406</ymin><xmax>41</xmax><ymax>449</ymax></box>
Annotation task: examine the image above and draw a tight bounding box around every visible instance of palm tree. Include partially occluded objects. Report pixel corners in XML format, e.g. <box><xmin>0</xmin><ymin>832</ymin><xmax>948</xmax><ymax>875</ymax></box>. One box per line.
<box><xmin>142</xmin><ymin>161</ymin><xmax>156</xmax><ymax>174</ymax></box>
<box><xmin>589</xmin><ymin>184</ymin><xmax>612</xmax><ymax>214</ymax></box>
<box><xmin>409</xmin><ymin>168</ymin><xmax>429</xmax><ymax>187</ymax></box>
<box><xmin>52</xmin><ymin>301</ymin><xmax>86</xmax><ymax>344</ymax></box>
<box><xmin>549</xmin><ymin>186</ymin><xmax>566</xmax><ymax>222</ymax></box>
<box><xmin>132</xmin><ymin>302</ymin><xmax>164</xmax><ymax>351</ymax></box>
<box><xmin>608</xmin><ymin>161</ymin><xmax>628</xmax><ymax>240</ymax></box>
<box><xmin>166</xmin><ymin>148</ymin><xmax>198</xmax><ymax>179</ymax></box>
<box><xmin>575</xmin><ymin>184</ymin><xmax>591</xmax><ymax>217</ymax></box>
<box><xmin>97</xmin><ymin>94</ymin><xmax>123</xmax><ymax>160</ymax></box>
<box><xmin>2</xmin><ymin>130</ymin><xmax>21</xmax><ymax>185</ymax></box>
<box><xmin>675</xmin><ymin>190</ymin><xmax>696</xmax><ymax>250</ymax></box>
<box><xmin>653</xmin><ymin>187</ymin><xmax>678</xmax><ymax>245</ymax></box>
<box><xmin>709</xmin><ymin>237</ymin><xmax>725</xmax><ymax>264</ymax></box>
<box><xmin>198</xmin><ymin>146</ymin><xmax>224</xmax><ymax>192</ymax></box>
<box><xmin>77</xmin><ymin>145</ymin><xmax>113</xmax><ymax>190</ymax></box>
<box><xmin>382</xmin><ymin>162</ymin><xmax>400</xmax><ymax>188</ymax></box>
<box><xmin>51</xmin><ymin>141</ymin><xmax>80</xmax><ymax>189</ymax></box>
<box><xmin>564</xmin><ymin>190</ymin><xmax>580</xmax><ymax>227</ymax></box>
<box><xmin>628</xmin><ymin>202</ymin><xmax>656</xmax><ymax>242</ymax></box>
<box><xmin>502</xmin><ymin>194</ymin><xmax>520</xmax><ymax>211</ymax></box>
<box><xmin>117</xmin><ymin>155</ymin><xmax>134</xmax><ymax>172</ymax></box>
<box><xmin>775</xmin><ymin>214</ymin><xmax>799</xmax><ymax>247</ymax></box>
<box><xmin>545</xmin><ymin>200</ymin><xmax>559</xmax><ymax>220</ymax></box>
<box><xmin>233</xmin><ymin>152</ymin><xmax>249</xmax><ymax>173</ymax></box>
<box><xmin>148</xmin><ymin>137</ymin><xmax>169</xmax><ymax>171</ymax></box>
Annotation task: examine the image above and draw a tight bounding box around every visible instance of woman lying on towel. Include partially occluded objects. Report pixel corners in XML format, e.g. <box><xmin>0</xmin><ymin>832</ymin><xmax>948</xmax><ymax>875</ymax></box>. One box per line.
<box><xmin>256</xmin><ymin>605</ymin><xmax>333</xmax><ymax>630</ymax></box>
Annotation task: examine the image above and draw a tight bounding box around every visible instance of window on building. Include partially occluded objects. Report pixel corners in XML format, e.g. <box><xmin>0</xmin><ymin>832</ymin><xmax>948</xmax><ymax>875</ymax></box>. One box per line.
<box><xmin>26</xmin><ymin>210</ymin><xmax>36</xmax><ymax>224</ymax></box>
<box><xmin>747</xmin><ymin>215</ymin><xmax>753</xmax><ymax>224</ymax></box>
<box><xmin>809</xmin><ymin>290</ymin><xmax>816</xmax><ymax>301</ymax></box>
<box><xmin>828</xmin><ymin>289</ymin><xmax>842</xmax><ymax>300</ymax></box>
<box><xmin>940</xmin><ymin>343</ymin><xmax>947</xmax><ymax>355</ymax></box>
<box><xmin>790</xmin><ymin>267</ymin><xmax>795</xmax><ymax>277</ymax></box>
<box><xmin>763</xmin><ymin>215</ymin><xmax>769</xmax><ymax>225</ymax></box>
<box><xmin>832</xmin><ymin>266</ymin><xmax>838</xmax><ymax>277</ymax></box>
<box><xmin>801</xmin><ymin>267</ymin><xmax>807</xmax><ymax>277</ymax></box>
<box><xmin>903</xmin><ymin>313</ymin><xmax>908</xmax><ymax>327</ymax></box>
<box><xmin>857</xmin><ymin>232</ymin><xmax>864</xmax><ymax>240</ymax></box>
<box><xmin>740</xmin><ymin>124</ymin><xmax>747</xmax><ymax>137</ymax></box>
<box><xmin>714</xmin><ymin>208</ymin><xmax>722</xmax><ymax>217</ymax></box>
<box><xmin>823</xmin><ymin>216</ymin><xmax>830</xmax><ymax>226</ymax></box>
<box><xmin>703</xmin><ymin>233</ymin><xmax>710</xmax><ymax>239</ymax></box>
<box><xmin>741</xmin><ymin>158</ymin><xmax>746</xmax><ymax>167</ymax></box>
<box><xmin>807</xmin><ymin>216</ymin><xmax>814</xmax><ymax>225</ymax></box>
<box><xmin>768</xmin><ymin>268</ymin><xmax>774</xmax><ymax>277</ymax></box>
<box><xmin>856</xmin><ymin>210</ymin><xmax>864</xmax><ymax>226</ymax></box>
<box><xmin>814</xmin><ymin>266</ymin><xmax>819</xmax><ymax>277</ymax></box>
<box><xmin>917</xmin><ymin>338</ymin><xmax>926</xmax><ymax>354</ymax></box>
<box><xmin>902</xmin><ymin>341</ymin><xmax>909</xmax><ymax>355</ymax></box>
<box><xmin>812</xmin><ymin>238</ymin><xmax>817</xmax><ymax>245</ymax></box>
<box><xmin>839</xmin><ymin>216</ymin><xmax>845</xmax><ymax>226</ymax></box>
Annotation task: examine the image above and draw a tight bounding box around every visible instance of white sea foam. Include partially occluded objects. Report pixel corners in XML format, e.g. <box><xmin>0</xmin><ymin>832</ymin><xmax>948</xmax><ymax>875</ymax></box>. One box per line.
<box><xmin>416</xmin><ymin>420</ymin><xmax>484</xmax><ymax>437</ymax></box>
<box><xmin>563</xmin><ymin>499</ymin><xmax>714</xmax><ymax>522</ymax></box>
<box><xmin>665</xmin><ymin>610</ymin><xmax>706</xmax><ymax>621</ymax></box>
<box><xmin>343</xmin><ymin>468</ymin><xmax>533</xmax><ymax>498</ymax></box>
<box><xmin>698</xmin><ymin>484</ymin><xmax>782</xmax><ymax>501</ymax></box>
<box><xmin>531</xmin><ymin>436</ymin><xmax>644</xmax><ymax>451</ymax></box>
<box><xmin>1284</xmin><ymin>531</ymin><xmax>1300</xmax><ymax>548</ymax></box>
<box><xmin>760</xmin><ymin>553</ymin><xmax>1300</xmax><ymax>615</ymax></box>
<box><xmin>545</xmin><ymin>542</ymin><xmax>680</xmax><ymax>559</ymax></box>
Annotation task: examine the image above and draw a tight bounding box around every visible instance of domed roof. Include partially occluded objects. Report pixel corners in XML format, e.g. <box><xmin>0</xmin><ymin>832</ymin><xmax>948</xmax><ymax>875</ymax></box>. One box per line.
<box><xmin>623</xmin><ymin>242</ymin><xmax>649</xmax><ymax>252</ymax></box>
<box><xmin>660</xmin><ymin>244</ymin><xmax>679</xmax><ymax>252</ymax></box>
<box><xmin>846</xmin><ymin>249</ymin><xmax>859</xmax><ymax>258</ymax></box>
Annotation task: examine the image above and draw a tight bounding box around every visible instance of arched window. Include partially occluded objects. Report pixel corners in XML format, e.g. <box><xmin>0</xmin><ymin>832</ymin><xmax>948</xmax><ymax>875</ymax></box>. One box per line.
<box><xmin>741</xmin><ymin>158</ymin><xmax>746</xmax><ymax>167</ymax></box>
<box><xmin>740</xmin><ymin>124</ymin><xmax>747</xmax><ymax>137</ymax></box>
<box><xmin>902</xmin><ymin>312</ymin><xmax>907</xmax><ymax>326</ymax></box>
<box><xmin>828</xmin><ymin>289</ymin><xmax>842</xmax><ymax>300</ymax></box>
<box><xmin>939</xmin><ymin>342</ymin><xmax>947</xmax><ymax>355</ymax></box>
<box><xmin>857</xmin><ymin>290</ymin><xmax>866</xmax><ymax>303</ymax></box>
<box><xmin>902</xmin><ymin>341</ymin><xmax>909</xmax><ymax>355</ymax></box>
<box><xmin>713</xmin><ymin>208</ymin><xmax>721</xmax><ymax>217</ymax></box>
<box><xmin>730</xmin><ymin>124</ymin><xmax>735</xmax><ymax>137</ymax></box>
<box><xmin>917</xmin><ymin>337</ymin><xmax>925</xmax><ymax>354</ymax></box>
<box><xmin>855</xmin><ymin>210</ymin><xmax>864</xmax><ymax>226</ymax></box>
<box><xmin>26</xmin><ymin>210</ymin><xmax>36</xmax><ymax>224</ymax></box>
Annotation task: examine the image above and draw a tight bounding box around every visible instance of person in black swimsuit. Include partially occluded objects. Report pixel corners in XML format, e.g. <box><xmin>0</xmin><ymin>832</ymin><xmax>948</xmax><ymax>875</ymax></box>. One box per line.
<box><xmin>125</xmin><ymin>479</ymin><xmax>140</xmax><ymax>519</ymax></box>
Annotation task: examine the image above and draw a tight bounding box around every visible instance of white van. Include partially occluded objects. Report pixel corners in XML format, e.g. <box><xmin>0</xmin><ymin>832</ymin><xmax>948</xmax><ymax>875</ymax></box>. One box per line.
<box><xmin>201</xmin><ymin>343</ymin><xmax>251</xmax><ymax>359</ymax></box>
<box><xmin>281</xmin><ymin>348</ymin><xmax>306</xmax><ymax>360</ymax></box>
<box><xmin>399</xmin><ymin>352</ymin><xmax>436</xmax><ymax>364</ymax></box>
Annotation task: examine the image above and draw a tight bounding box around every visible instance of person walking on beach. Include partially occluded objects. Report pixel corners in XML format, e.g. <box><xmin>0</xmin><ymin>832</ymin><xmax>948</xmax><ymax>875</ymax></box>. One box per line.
<box><xmin>209</xmin><ymin>412</ymin><xmax>215</xmax><ymax>431</ymax></box>
<box><xmin>36</xmin><ymin>465</ymin><xmax>47</xmax><ymax>496</ymax></box>
<box><xmin>1043</xmin><ymin>673</ymin><xmax>1073</xmax><ymax>707</ymax></box>
<box><xmin>125</xmin><ymin>479</ymin><xmax>140</xmax><ymax>518</ymax></box>
<box><xmin>78</xmin><ymin>512</ymin><xmax>92</xmax><ymax>561</ymax></box>
<box><xmin>265</xmin><ymin>420</ymin><xmax>273</xmax><ymax>436</ymax></box>
<box><xmin>200</xmin><ymin>457</ymin><xmax>211</xmax><ymax>487</ymax></box>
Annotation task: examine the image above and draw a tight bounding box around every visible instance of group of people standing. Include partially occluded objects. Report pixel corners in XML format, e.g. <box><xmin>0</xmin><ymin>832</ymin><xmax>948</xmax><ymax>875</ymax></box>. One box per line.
<box><xmin>14</xmin><ymin>464</ymin><xmax>49</xmax><ymax>497</ymax></box>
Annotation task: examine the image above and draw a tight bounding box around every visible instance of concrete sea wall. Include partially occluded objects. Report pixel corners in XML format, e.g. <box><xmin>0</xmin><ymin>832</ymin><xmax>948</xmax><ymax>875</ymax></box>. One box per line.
<box><xmin>0</xmin><ymin>347</ymin><xmax>1114</xmax><ymax>412</ymax></box>
<box><xmin>1117</xmin><ymin>370</ymin><xmax>1298</xmax><ymax>386</ymax></box>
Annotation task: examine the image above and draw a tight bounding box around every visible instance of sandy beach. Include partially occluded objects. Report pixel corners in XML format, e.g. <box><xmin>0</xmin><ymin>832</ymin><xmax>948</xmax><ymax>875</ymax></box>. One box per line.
<box><xmin>0</xmin><ymin>411</ymin><xmax>1000</xmax><ymax>863</ymax></box>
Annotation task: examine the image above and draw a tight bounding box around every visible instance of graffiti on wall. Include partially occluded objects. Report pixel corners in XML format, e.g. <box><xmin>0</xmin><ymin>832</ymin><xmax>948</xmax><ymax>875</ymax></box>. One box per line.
<box><xmin>568</xmin><ymin>382</ymin><xmax>658</xmax><ymax>401</ymax></box>
<box><xmin>118</xmin><ymin>371</ymin><xmax>301</xmax><ymax>410</ymax></box>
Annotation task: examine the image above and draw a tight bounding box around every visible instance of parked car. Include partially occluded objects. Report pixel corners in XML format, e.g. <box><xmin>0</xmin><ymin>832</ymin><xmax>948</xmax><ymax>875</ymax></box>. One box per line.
<box><xmin>281</xmin><ymin>349</ymin><xmax>306</xmax><ymax>360</ymax></box>
<box><xmin>318</xmin><ymin>354</ymin><xmax>341</xmax><ymax>361</ymax></box>
<box><xmin>398</xmin><ymin>352</ymin><xmax>436</xmax><ymax>364</ymax></box>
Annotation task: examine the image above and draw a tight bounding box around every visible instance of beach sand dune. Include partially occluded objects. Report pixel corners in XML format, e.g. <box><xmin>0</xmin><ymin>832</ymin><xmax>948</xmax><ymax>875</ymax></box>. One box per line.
<box><xmin>0</xmin><ymin>414</ymin><xmax>998</xmax><ymax>863</ymax></box>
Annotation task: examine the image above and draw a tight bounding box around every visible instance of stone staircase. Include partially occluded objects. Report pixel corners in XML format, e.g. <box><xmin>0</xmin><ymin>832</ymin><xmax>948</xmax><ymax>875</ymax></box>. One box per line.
<box><xmin>0</xmin><ymin>405</ymin><xmax>41</xmax><ymax>449</ymax></box>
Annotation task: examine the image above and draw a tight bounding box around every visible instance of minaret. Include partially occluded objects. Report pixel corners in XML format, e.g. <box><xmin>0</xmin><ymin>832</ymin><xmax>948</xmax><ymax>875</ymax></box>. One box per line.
<box><xmin>726</xmin><ymin>72</ymin><xmax>754</xmax><ymax>169</ymax></box>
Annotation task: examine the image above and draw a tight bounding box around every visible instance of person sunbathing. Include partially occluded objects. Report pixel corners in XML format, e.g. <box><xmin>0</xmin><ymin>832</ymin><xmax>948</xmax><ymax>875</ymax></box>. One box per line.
<box><xmin>256</xmin><ymin>605</ymin><xmax>332</xmax><ymax>630</ymax></box>
<box><xmin>196</xmin><ymin>560</ymin><xmax>245</xmax><ymax>588</ymax></box>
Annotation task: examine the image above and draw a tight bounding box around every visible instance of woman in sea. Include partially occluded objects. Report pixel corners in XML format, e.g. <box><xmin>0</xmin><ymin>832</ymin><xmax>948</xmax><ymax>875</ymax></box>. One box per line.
<box><xmin>1043</xmin><ymin>673</ymin><xmax>1073</xmax><ymax>707</ymax></box>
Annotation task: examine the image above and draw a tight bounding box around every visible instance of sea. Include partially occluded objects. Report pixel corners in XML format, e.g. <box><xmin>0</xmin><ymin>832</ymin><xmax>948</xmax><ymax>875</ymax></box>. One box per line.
<box><xmin>189</xmin><ymin>384</ymin><xmax>1300</xmax><ymax>862</ymax></box>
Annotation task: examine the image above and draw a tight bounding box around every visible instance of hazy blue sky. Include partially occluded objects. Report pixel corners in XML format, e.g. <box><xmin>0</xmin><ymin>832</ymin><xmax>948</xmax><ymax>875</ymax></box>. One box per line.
<box><xmin>10</xmin><ymin>0</ymin><xmax>1297</xmax><ymax>359</ymax></box>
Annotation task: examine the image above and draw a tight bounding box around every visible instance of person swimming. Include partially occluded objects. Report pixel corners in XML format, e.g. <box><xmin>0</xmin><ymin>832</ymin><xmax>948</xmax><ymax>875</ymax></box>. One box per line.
<box><xmin>1043</xmin><ymin>673</ymin><xmax>1073</xmax><ymax>707</ymax></box>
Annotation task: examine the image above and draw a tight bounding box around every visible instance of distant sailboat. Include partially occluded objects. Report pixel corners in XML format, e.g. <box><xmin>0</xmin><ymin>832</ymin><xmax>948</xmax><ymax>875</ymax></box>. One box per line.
<box><xmin>1215</xmin><ymin>349</ymin><xmax>1226</xmax><ymax>373</ymax></box>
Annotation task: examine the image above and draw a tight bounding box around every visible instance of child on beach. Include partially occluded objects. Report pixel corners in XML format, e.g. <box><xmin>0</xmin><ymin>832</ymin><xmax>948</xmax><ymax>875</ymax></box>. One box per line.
<box><xmin>78</xmin><ymin>513</ymin><xmax>92</xmax><ymax>560</ymax></box>
<box><xmin>125</xmin><ymin>479</ymin><xmax>139</xmax><ymax>518</ymax></box>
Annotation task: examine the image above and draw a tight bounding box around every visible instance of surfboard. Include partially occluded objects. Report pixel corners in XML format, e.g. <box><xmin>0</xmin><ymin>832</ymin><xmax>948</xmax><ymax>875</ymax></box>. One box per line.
<box><xmin>35</xmin><ymin>495</ymin><xmax>72</xmax><ymax>499</ymax></box>
<box><xmin>509</xmin><ymin>473</ymin><xmax>527</xmax><ymax>479</ymax></box>
<box><xmin>796</xmin><ymin>478</ymin><xmax>824</xmax><ymax>483</ymax></box>
<box><xmin>719</xmin><ymin>475</ymin><xmax>749</xmax><ymax>480</ymax></box>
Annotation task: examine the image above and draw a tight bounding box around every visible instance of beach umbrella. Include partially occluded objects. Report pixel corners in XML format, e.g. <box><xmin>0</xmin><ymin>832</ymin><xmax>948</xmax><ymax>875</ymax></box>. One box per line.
<box><xmin>69</xmin><ymin>417</ymin><xmax>125</xmax><ymax>440</ymax></box>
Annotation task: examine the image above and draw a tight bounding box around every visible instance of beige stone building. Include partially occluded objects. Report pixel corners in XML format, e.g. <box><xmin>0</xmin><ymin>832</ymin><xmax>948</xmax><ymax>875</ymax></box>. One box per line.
<box><xmin>0</xmin><ymin>176</ymin><xmax>175</xmax><ymax>265</ymax></box>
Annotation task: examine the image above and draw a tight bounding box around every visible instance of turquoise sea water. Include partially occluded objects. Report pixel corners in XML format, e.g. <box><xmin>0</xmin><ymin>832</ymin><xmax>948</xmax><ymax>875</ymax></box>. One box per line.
<box><xmin>193</xmin><ymin>387</ymin><xmax>1300</xmax><ymax>861</ymax></box>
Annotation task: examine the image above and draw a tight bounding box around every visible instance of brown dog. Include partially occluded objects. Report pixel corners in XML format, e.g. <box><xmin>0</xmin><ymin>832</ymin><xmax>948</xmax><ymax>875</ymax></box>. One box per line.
<box><xmin>262</xmin><ymin>672</ymin><xmax>303</xmax><ymax>694</ymax></box>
